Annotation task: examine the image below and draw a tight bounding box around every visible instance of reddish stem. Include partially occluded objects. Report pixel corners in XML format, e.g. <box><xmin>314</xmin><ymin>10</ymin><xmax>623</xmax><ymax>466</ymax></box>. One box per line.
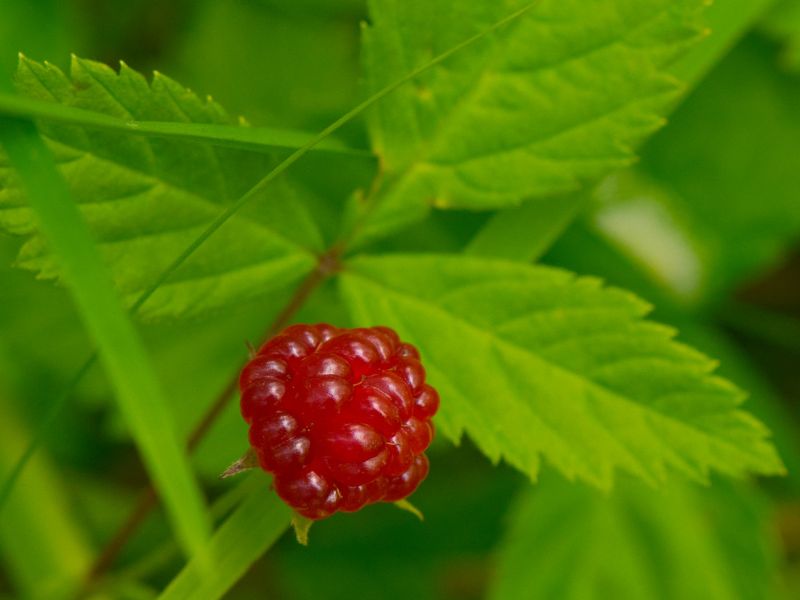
<box><xmin>83</xmin><ymin>249</ymin><xmax>340</xmax><ymax>588</ymax></box>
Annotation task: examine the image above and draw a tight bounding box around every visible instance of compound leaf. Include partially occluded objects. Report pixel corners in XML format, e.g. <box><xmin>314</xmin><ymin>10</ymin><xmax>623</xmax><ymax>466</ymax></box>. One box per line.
<box><xmin>340</xmin><ymin>254</ymin><xmax>783</xmax><ymax>488</ymax></box>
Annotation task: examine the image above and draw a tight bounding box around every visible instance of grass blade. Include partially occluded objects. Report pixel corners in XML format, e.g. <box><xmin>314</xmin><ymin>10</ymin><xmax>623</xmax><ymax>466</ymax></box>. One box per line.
<box><xmin>0</xmin><ymin>87</ymin><xmax>372</xmax><ymax>157</ymax></box>
<box><xmin>158</xmin><ymin>475</ymin><xmax>290</xmax><ymax>600</ymax></box>
<box><xmin>0</xmin><ymin>116</ymin><xmax>211</xmax><ymax>560</ymax></box>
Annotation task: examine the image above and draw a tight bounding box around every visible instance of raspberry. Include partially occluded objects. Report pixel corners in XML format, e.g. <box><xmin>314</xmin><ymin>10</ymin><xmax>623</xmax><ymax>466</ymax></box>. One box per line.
<box><xmin>238</xmin><ymin>324</ymin><xmax>439</xmax><ymax>520</ymax></box>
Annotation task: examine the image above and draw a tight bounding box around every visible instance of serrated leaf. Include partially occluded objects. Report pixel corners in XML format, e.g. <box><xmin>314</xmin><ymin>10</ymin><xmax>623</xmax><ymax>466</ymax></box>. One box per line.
<box><xmin>0</xmin><ymin>56</ymin><xmax>321</xmax><ymax>319</ymax></box>
<box><xmin>358</xmin><ymin>0</ymin><xmax>705</xmax><ymax>242</ymax></box>
<box><xmin>340</xmin><ymin>254</ymin><xmax>783</xmax><ymax>489</ymax></box>
<box><xmin>489</xmin><ymin>477</ymin><xmax>781</xmax><ymax>600</ymax></box>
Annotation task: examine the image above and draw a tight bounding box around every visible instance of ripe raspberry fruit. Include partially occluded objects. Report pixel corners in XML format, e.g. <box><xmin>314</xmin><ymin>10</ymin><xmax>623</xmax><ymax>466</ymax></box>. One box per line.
<box><xmin>238</xmin><ymin>324</ymin><xmax>439</xmax><ymax>520</ymax></box>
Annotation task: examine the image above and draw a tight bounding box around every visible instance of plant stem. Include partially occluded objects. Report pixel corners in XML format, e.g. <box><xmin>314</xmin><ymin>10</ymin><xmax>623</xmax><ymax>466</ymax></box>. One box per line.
<box><xmin>82</xmin><ymin>248</ymin><xmax>340</xmax><ymax>588</ymax></box>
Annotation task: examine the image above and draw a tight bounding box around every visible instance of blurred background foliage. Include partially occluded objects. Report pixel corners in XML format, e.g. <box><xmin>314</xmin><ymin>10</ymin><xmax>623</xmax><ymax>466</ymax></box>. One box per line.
<box><xmin>1</xmin><ymin>0</ymin><xmax>799</xmax><ymax>598</ymax></box>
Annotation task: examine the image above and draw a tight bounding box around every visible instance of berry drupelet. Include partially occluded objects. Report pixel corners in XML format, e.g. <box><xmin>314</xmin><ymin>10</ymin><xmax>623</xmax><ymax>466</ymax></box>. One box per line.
<box><xmin>238</xmin><ymin>324</ymin><xmax>439</xmax><ymax>520</ymax></box>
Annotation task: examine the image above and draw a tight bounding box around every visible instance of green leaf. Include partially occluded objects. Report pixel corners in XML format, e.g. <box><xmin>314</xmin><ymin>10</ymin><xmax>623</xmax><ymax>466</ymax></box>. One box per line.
<box><xmin>0</xmin><ymin>117</ymin><xmax>211</xmax><ymax>560</ymax></box>
<box><xmin>463</xmin><ymin>0</ymin><xmax>776</xmax><ymax>267</ymax></box>
<box><xmin>0</xmin><ymin>55</ymin><xmax>321</xmax><ymax>320</ymax></box>
<box><xmin>637</xmin><ymin>36</ymin><xmax>800</xmax><ymax>299</ymax></box>
<box><xmin>545</xmin><ymin>214</ymin><xmax>800</xmax><ymax>494</ymax></box>
<box><xmin>357</xmin><ymin>0</ymin><xmax>705</xmax><ymax>242</ymax></box>
<box><xmin>489</xmin><ymin>476</ymin><xmax>781</xmax><ymax>600</ymax></box>
<box><xmin>669</xmin><ymin>0</ymin><xmax>776</xmax><ymax>85</ymax></box>
<box><xmin>0</xmin><ymin>88</ymin><xmax>372</xmax><ymax>157</ymax></box>
<box><xmin>158</xmin><ymin>475</ymin><xmax>291</xmax><ymax>600</ymax></box>
<box><xmin>340</xmin><ymin>254</ymin><xmax>783</xmax><ymax>489</ymax></box>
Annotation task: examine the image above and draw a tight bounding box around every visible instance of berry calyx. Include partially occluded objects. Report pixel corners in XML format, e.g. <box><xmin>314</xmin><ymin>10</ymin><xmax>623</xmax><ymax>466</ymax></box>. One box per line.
<box><xmin>236</xmin><ymin>324</ymin><xmax>438</xmax><ymax>521</ymax></box>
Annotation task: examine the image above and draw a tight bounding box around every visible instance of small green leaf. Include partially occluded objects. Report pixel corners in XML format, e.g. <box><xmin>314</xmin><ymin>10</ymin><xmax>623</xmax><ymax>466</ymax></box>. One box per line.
<box><xmin>0</xmin><ymin>116</ymin><xmax>211</xmax><ymax>561</ymax></box>
<box><xmin>0</xmin><ymin>55</ymin><xmax>321</xmax><ymax>319</ymax></box>
<box><xmin>358</xmin><ymin>0</ymin><xmax>706</xmax><ymax>242</ymax></box>
<box><xmin>489</xmin><ymin>476</ymin><xmax>781</xmax><ymax>600</ymax></box>
<box><xmin>340</xmin><ymin>254</ymin><xmax>783</xmax><ymax>489</ymax></box>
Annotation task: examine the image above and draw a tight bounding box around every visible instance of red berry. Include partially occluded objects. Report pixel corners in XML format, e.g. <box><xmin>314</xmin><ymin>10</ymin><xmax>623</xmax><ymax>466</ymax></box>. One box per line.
<box><xmin>362</xmin><ymin>372</ymin><xmax>414</xmax><ymax>420</ymax></box>
<box><xmin>240</xmin><ymin>378</ymin><xmax>288</xmax><ymax>424</ymax></box>
<box><xmin>413</xmin><ymin>384</ymin><xmax>440</xmax><ymax>419</ymax></box>
<box><xmin>275</xmin><ymin>468</ymin><xmax>330</xmax><ymax>509</ymax></box>
<box><xmin>385</xmin><ymin>431</ymin><xmax>414</xmax><ymax>476</ymax></box>
<box><xmin>384</xmin><ymin>454</ymin><xmax>429</xmax><ymax>502</ymax></box>
<box><xmin>237</xmin><ymin>323</ymin><xmax>438</xmax><ymax>519</ymax></box>
<box><xmin>347</xmin><ymin>386</ymin><xmax>402</xmax><ymax>437</ymax></box>
<box><xmin>322</xmin><ymin>423</ymin><xmax>384</xmax><ymax>463</ymax></box>
<box><xmin>397</xmin><ymin>358</ymin><xmax>425</xmax><ymax>394</ymax></box>
<box><xmin>239</xmin><ymin>355</ymin><xmax>289</xmax><ymax>390</ymax></box>
<box><xmin>294</xmin><ymin>376</ymin><xmax>352</xmax><ymax>421</ymax></box>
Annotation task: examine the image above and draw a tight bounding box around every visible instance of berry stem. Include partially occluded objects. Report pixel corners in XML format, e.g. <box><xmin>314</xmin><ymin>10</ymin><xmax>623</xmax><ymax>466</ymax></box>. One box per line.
<box><xmin>82</xmin><ymin>249</ymin><xmax>340</xmax><ymax>591</ymax></box>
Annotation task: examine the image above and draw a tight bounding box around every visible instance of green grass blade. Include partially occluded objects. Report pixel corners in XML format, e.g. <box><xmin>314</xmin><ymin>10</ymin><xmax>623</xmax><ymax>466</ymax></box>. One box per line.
<box><xmin>0</xmin><ymin>116</ymin><xmax>211</xmax><ymax>560</ymax></box>
<box><xmin>158</xmin><ymin>476</ymin><xmax>291</xmax><ymax>600</ymax></box>
<box><xmin>0</xmin><ymin>88</ymin><xmax>372</xmax><ymax>158</ymax></box>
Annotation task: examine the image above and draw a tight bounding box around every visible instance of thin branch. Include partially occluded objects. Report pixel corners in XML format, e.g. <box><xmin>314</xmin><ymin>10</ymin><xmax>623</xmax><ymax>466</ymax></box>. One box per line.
<box><xmin>83</xmin><ymin>250</ymin><xmax>340</xmax><ymax>588</ymax></box>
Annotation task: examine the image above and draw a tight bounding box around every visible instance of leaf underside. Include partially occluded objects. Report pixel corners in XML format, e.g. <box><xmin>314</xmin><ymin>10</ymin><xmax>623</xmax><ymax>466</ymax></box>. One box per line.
<box><xmin>340</xmin><ymin>254</ymin><xmax>783</xmax><ymax>490</ymax></box>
